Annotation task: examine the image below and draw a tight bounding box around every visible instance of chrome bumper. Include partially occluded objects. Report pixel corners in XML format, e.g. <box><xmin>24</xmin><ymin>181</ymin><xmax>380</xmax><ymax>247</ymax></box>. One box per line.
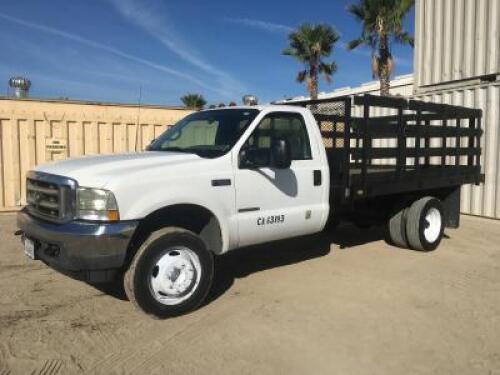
<box><xmin>17</xmin><ymin>209</ymin><xmax>138</xmax><ymax>283</ymax></box>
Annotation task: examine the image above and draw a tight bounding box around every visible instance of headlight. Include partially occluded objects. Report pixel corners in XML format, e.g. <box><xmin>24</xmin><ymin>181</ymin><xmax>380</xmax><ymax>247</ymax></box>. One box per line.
<box><xmin>76</xmin><ymin>187</ymin><xmax>120</xmax><ymax>221</ymax></box>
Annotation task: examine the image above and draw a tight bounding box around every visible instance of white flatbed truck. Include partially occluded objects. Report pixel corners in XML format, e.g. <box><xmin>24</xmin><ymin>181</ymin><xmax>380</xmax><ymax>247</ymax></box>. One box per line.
<box><xmin>17</xmin><ymin>94</ymin><xmax>484</xmax><ymax>318</ymax></box>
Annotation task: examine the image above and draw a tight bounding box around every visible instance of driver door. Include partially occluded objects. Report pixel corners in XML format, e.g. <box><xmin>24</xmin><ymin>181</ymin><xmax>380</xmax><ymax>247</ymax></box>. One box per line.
<box><xmin>234</xmin><ymin>111</ymin><xmax>328</xmax><ymax>248</ymax></box>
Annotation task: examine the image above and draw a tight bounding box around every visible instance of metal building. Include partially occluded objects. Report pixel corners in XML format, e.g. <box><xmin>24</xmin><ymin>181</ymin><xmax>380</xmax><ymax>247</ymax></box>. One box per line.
<box><xmin>415</xmin><ymin>0</ymin><xmax>499</xmax><ymax>88</ymax></box>
<box><xmin>414</xmin><ymin>0</ymin><xmax>500</xmax><ymax>219</ymax></box>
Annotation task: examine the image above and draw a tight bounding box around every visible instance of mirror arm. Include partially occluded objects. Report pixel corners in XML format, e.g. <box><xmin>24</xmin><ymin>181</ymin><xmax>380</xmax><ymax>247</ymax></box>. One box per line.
<box><xmin>238</xmin><ymin>149</ymin><xmax>252</xmax><ymax>169</ymax></box>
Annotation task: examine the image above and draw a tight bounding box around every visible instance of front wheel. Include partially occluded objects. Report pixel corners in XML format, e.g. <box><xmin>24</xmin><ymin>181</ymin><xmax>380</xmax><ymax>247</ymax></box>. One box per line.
<box><xmin>124</xmin><ymin>227</ymin><xmax>214</xmax><ymax>318</ymax></box>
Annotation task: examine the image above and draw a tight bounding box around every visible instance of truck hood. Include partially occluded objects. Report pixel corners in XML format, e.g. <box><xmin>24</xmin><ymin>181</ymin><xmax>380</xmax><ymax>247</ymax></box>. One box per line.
<box><xmin>34</xmin><ymin>152</ymin><xmax>201</xmax><ymax>187</ymax></box>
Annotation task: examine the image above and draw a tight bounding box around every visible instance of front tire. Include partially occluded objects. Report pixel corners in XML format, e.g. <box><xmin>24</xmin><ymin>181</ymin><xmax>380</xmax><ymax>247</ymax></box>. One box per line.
<box><xmin>124</xmin><ymin>227</ymin><xmax>214</xmax><ymax>318</ymax></box>
<box><xmin>406</xmin><ymin>197</ymin><xmax>444</xmax><ymax>251</ymax></box>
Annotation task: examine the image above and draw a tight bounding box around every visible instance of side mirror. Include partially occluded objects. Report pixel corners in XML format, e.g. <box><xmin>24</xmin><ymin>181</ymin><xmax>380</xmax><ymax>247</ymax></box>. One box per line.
<box><xmin>271</xmin><ymin>137</ymin><xmax>291</xmax><ymax>169</ymax></box>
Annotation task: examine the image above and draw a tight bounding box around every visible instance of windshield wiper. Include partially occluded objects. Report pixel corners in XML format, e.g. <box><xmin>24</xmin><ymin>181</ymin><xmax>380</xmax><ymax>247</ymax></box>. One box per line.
<box><xmin>158</xmin><ymin>147</ymin><xmax>195</xmax><ymax>153</ymax></box>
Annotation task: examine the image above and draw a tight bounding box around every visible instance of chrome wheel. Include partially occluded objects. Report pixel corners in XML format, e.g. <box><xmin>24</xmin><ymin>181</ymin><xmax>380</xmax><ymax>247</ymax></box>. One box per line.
<box><xmin>149</xmin><ymin>247</ymin><xmax>202</xmax><ymax>305</ymax></box>
<box><xmin>423</xmin><ymin>207</ymin><xmax>442</xmax><ymax>243</ymax></box>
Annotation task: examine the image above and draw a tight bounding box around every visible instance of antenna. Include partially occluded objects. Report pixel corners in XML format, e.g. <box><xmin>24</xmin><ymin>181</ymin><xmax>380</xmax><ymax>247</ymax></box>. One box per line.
<box><xmin>134</xmin><ymin>86</ymin><xmax>142</xmax><ymax>152</ymax></box>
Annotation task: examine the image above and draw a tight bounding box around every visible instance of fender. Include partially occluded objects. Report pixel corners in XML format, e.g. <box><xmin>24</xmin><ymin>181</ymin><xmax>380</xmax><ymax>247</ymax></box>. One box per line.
<box><xmin>117</xmin><ymin>186</ymin><xmax>237</xmax><ymax>253</ymax></box>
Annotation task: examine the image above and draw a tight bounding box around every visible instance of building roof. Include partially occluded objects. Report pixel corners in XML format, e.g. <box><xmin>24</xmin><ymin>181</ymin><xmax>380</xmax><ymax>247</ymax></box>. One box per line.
<box><xmin>0</xmin><ymin>95</ymin><xmax>186</xmax><ymax>110</ymax></box>
<box><xmin>280</xmin><ymin>74</ymin><xmax>414</xmax><ymax>103</ymax></box>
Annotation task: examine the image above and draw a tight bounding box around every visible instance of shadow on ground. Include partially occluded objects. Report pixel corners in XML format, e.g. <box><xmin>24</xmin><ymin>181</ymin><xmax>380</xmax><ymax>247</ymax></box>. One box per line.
<box><xmin>89</xmin><ymin>223</ymin><xmax>386</xmax><ymax>305</ymax></box>
<box><xmin>91</xmin><ymin>279</ymin><xmax>128</xmax><ymax>300</ymax></box>
<box><xmin>205</xmin><ymin>223</ymin><xmax>384</xmax><ymax>306</ymax></box>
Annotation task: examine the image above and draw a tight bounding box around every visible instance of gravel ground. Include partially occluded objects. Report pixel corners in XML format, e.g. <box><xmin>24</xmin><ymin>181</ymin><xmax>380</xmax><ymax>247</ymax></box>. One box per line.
<box><xmin>0</xmin><ymin>213</ymin><xmax>499</xmax><ymax>375</ymax></box>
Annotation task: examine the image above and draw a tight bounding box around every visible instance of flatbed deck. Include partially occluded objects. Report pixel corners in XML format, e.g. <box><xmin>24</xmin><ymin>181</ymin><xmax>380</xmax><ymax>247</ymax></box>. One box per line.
<box><xmin>284</xmin><ymin>94</ymin><xmax>484</xmax><ymax>206</ymax></box>
<box><xmin>346</xmin><ymin>165</ymin><xmax>481</xmax><ymax>197</ymax></box>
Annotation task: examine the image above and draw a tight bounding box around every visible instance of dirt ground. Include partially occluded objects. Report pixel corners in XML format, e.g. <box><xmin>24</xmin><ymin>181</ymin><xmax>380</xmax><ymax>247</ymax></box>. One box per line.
<box><xmin>0</xmin><ymin>213</ymin><xmax>499</xmax><ymax>375</ymax></box>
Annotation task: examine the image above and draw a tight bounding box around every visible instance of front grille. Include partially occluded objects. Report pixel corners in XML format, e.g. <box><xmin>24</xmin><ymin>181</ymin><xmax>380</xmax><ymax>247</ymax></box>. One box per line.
<box><xmin>25</xmin><ymin>172</ymin><xmax>76</xmax><ymax>222</ymax></box>
<box><xmin>27</xmin><ymin>178</ymin><xmax>61</xmax><ymax>219</ymax></box>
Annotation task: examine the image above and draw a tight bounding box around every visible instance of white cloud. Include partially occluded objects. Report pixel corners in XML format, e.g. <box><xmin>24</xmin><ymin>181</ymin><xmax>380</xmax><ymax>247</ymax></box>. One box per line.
<box><xmin>106</xmin><ymin>0</ymin><xmax>246</xmax><ymax>99</ymax></box>
<box><xmin>0</xmin><ymin>12</ymin><xmax>220</xmax><ymax>94</ymax></box>
<box><xmin>224</xmin><ymin>17</ymin><xmax>293</xmax><ymax>34</ymax></box>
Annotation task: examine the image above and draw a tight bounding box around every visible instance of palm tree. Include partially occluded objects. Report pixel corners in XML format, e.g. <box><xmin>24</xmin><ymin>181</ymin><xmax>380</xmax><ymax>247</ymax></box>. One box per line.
<box><xmin>283</xmin><ymin>24</ymin><xmax>340</xmax><ymax>100</ymax></box>
<box><xmin>180</xmin><ymin>93</ymin><xmax>207</xmax><ymax>110</ymax></box>
<box><xmin>347</xmin><ymin>0</ymin><xmax>414</xmax><ymax>96</ymax></box>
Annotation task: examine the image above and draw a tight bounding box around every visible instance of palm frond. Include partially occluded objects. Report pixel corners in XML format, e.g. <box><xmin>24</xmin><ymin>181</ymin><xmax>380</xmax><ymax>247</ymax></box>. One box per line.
<box><xmin>398</xmin><ymin>0</ymin><xmax>415</xmax><ymax>15</ymax></box>
<box><xmin>394</xmin><ymin>31</ymin><xmax>414</xmax><ymax>47</ymax></box>
<box><xmin>282</xmin><ymin>47</ymin><xmax>297</xmax><ymax>56</ymax></box>
<box><xmin>319</xmin><ymin>62</ymin><xmax>337</xmax><ymax>83</ymax></box>
<box><xmin>347</xmin><ymin>3</ymin><xmax>366</xmax><ymax>21</ymax></box>
<box><xmin>296</xmin><ymin>70</ymin><xmax>307</xmax><ymax>83</ymax></box>
<box><xmin>347</xmin><ymin>38</ymin><xmax>367</xmax><ymax>50</ymax></box>
<box><xmin>319</xmin><ymin>62</ymin><xmax>337</xmax><ymax>75</ymax></box>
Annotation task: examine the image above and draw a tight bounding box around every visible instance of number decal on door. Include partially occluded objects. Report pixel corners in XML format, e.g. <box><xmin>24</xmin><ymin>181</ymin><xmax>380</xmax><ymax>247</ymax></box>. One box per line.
<box><xmin>257</xmin><ymin>215</ymin><xmax>285</xmax><ymax>226</ymax></box>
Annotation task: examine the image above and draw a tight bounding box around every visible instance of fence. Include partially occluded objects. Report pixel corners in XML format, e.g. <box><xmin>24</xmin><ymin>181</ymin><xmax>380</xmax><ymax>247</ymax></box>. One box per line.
<box><xmin>0</xmin><ymin>97</ymin><xmax>191</xmax><ymax>211</ymax></box>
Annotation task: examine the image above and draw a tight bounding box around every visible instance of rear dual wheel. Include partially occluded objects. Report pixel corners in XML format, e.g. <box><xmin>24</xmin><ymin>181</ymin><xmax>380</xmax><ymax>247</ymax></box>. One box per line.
<box><xmin>388</xmin><ymin>197</ymin><xmax>444</xmax><ymax>251</ymax></box>
<box><xmin>388</xmin><ymin>206</ymin><xmax>409</xmax><ymax>248</ymax></box>
<box><xmin>406</xmin><ymin>197</ymin><xmax>444</xmax><ymax>251</ymax></box>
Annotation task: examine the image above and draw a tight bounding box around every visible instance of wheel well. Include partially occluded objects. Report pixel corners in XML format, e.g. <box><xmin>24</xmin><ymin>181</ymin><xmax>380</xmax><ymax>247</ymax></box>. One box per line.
<box><xmin>126</xmin><ymin>204</ymin><xmax>223</xmax><ymax>266</ymax></box>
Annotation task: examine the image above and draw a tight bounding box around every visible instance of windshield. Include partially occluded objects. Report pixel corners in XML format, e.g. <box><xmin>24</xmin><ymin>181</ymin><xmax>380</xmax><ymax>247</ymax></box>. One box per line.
<box><xmin>148</xmin><ymin>109</ymin><xmax>260</xmax><ymax>158</ymax></box>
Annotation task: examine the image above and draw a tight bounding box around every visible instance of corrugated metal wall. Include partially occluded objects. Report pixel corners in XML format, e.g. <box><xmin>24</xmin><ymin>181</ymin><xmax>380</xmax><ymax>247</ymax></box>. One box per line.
<box><xmin>415</xmin><ymin>0</ymin><xmax>500</xmax><ymax>87</ymax></box>
<box><xmin>0</xmin><ymin>98</ymin><xmax>190</xmax><ymax>211</ymax></box>
<box><xmin>414</xmin><ymin>83</ymin><xmax>500</xmax><ymax>219</ymax></box>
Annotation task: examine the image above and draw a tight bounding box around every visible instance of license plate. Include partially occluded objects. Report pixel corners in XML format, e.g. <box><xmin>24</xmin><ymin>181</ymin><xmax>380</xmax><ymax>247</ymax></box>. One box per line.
<box><xmin>24</xmin><ymin>238</ymin><xmax>36</xmax><ymax>260</ymax></box>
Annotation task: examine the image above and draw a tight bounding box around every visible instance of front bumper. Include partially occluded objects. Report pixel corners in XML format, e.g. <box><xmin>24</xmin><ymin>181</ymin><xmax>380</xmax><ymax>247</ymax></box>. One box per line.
<box><xmin>17</xmin><ymin>210</ymin><xmax>138</xmax><ymax>283</ymax></box>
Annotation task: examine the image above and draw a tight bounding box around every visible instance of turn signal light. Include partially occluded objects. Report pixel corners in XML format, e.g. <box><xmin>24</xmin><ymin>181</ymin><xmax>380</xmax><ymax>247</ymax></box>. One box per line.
<box><xmin>107</xmin><ymin>210</ymin><xmax>120</xmax><ymax>221</ymax></box>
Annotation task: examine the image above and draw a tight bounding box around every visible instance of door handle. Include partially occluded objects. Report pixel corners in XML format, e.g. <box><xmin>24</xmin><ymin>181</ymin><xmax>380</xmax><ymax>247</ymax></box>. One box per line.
<box><xmin>211</xmin><ymin>179</ymin><xmax>231</xmax><ymax>187</ymax></box>
<box><xmin>313</xmin><ymin>170</ymin><xmax>322</xmax><ymax>186</ymax></box>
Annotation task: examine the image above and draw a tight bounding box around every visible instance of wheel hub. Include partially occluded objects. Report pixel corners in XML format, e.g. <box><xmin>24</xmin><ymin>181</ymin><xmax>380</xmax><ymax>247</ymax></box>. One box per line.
<box><xmin>150</xmin><ymin>247</ymin><xmax>201</xmax><ymax>305</ymax></box>
<box><xmin>423</xmin><ymin>207</ymin><xmax>442</xmax><ymax>243</ymax></box>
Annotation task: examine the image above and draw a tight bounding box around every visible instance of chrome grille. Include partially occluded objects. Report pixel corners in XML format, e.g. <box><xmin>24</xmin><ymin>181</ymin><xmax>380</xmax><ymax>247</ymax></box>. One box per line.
<box><xmin>26</xmin><ymin>179</ymin><xmax>61</xmax><ymax>219</ymax></box>
<box><xmin>25</xmin><ymin>172</ymin><xmax>77</xmax><ymax>222</ymax></box>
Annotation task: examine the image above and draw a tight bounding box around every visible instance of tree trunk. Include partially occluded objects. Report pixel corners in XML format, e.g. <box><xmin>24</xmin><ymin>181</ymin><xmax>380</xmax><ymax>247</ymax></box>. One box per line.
<box><xmin>309</xmin><ymin>62</ymin><xmax>319</xmax><ymax>100</ymax></box>
<box><xmin>379</xmin><ymin>73</ymin><xmax>390</xmax><ymax>96</ymax></box>
<box><xmin>378</xmin><ymin>35</ymin><xmax>391</xmax><ymax>96</ymax></box>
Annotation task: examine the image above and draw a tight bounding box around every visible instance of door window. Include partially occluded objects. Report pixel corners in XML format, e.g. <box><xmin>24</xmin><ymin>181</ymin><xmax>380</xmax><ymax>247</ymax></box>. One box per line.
<box><xmin>245</xmin><ymin>112</ymin><xmax>311</xmax><ymax>160</ymax></box>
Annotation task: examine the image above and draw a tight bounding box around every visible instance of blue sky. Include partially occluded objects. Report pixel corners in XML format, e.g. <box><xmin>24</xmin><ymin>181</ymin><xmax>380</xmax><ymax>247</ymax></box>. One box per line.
<box><xmin>0</xmin><ymin>0</ymin><xmax>415</xmax><ymax>106</ymax></box>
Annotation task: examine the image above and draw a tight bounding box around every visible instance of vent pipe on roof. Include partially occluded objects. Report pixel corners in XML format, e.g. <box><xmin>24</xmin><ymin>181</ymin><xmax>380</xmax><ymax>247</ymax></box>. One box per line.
<box><xmin>9</xmin><ymin>77</ymin><xmax>31</xmax><ymax>98</ymax></box>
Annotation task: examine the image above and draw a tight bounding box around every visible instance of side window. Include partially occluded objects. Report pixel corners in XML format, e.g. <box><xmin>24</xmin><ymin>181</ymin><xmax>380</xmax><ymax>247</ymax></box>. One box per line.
<box><xmin>245</xmin><ymin>112</ymin><xmax>312</xmax><ymax>160</ymax></box>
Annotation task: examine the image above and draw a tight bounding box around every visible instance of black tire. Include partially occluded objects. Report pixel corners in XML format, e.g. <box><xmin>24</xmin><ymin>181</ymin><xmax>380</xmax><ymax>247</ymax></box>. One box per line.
<box><xmin>324</xmin><ymin>216</ymin><xmax>340</xmax><ymax>230</ymax></box>
<box><xmin>388</xmin><ymin>206</ymin><xmax>409</xmax><ymax>248</ymax></box>
<box><xmin>124</xmin><ymin>227</ymin><xmax>214</xmax><ymax>318</ymax></box>
<box><xmin>406</xmin><ymin>197</ymin><xmax>444</xmax><ymax>251</ymax></box>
